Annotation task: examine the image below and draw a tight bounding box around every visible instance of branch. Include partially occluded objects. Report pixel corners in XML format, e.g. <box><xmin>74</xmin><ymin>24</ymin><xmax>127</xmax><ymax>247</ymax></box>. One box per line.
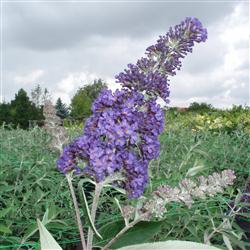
<box><xmin>66</xmin><ymin>174</ymin><xmax>87</xmax><ymax>250</ymax></box>
<box><xmin>87</xmin><ymin>183</ymin><xmax>102</xmax><ymax>250</ymax></box>
<box><xmin>102</xmin><ymin>213</ymin><xmax>149</xmax><ymax>250</ymax></box>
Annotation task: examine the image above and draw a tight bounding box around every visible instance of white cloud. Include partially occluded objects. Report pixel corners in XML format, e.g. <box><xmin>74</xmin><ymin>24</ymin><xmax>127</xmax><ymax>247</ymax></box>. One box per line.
<box><xmin>14</xmin><ymin>69</ymin><xmax>44</xmax><ymax>85</ymax></box>
<box><xmin>50</xmin><ymin>35</ymin><xmax>150</xmax><ymax>104</ymax></box>
<box><xmin>170</xmin><ymin>3</ymin><xmax>249</xmax><ymax>108</ymax></box>
<box><xmin>52</xmin><ymin>71</ymin><xmax>99</xmax><ymax>104</ymax></box>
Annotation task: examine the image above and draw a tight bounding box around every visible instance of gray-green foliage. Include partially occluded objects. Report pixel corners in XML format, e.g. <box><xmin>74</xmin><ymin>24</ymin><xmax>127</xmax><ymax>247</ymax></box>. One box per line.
<box><xmin>0</xmin><ymin>116</ymin><xmax>249</xmax><ymax>249</ymax></box>
<box><xmin>152</xmin><ymin>128</ymin><xmax>249</xmax><ymax>188</ymax></box>
<box><xmin>145</xmin><ymin>129</ymin><xmax>249</xmax><ymax>250</ymax></box>
<box><xmin>37</xmin><ymin>218</ymin><xmax>62</xmax><ymax>250</ymax></box>
<box><xmin>0</xmin><ymin>126</ymin><xmax>79</xmax><ymax>249</ymax></box>
<box><xmin>117</xmin><ymin>241</ymin><xmax>221</xmax><ymax>250</ymax></box>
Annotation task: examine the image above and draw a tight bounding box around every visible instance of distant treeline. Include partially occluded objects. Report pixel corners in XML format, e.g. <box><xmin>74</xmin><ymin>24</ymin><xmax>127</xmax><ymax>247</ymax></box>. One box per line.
<box><xmin>0</xmin><ymin>80</ymin><xmax>248</xmax><ymax>129</ymax></box>
<box><xmin>0</xmin><ymin>79</ymin><xmax>107</xmax><ymax>129</ymax></box>
<box><xmin>0</xmin><ymin>89</ymin><xmax>45</xmax><ymax>129</ymax></box>
<box><xmin>167</xmin><ymin>102</ymin><xmax>249</xmax><ymax>113</ymax></box>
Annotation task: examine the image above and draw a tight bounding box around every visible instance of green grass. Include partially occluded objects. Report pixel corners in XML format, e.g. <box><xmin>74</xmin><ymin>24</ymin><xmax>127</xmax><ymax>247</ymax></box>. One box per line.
<box><xmin>0</xmin><ymin>109</ymin><xmax>249</xmax><ymax>249</ymax></box>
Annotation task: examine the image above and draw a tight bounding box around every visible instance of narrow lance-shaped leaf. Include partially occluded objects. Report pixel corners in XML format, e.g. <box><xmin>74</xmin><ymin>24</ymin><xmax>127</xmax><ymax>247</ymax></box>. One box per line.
<box><xmin>114</xmin><ymin>198</ymin><xmax>129</xmax><ymax>226</ymax></box>
<box><xmin>0</xmin><ymin>207</ymin><xmax>11</xmax><ymax>218</ymax></box>
<box><xmin>186</xmin><ymin>161</ymin><xmax>206</xmax><ymax>177</ymax></box>
<box><xmin>37</xmin><ymin>219</ymin><xmax>62</xmax><ymax>250</ymax></box>
<box><xmin>0</xmin><ymin>224</ymin><xmax>11</xmax><ymax>234</ymax></box>
<box><xmin>78</xmin><ymin>179</ymin><xmax>102</xmax><ymax>239</ymax></box>
<box><xmin>116</xmin><ymin>240</ymin><xmax>222</xmax><ymax>250</ymax></box>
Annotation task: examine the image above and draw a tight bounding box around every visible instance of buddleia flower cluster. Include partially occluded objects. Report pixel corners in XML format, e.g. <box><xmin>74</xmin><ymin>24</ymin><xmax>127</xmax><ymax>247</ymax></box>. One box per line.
<box><xmin>57</xmin><ymin>17</ymin><xmax>207</xmax><ymax>198</ymax></box>
<box><xmin>115</xmin><ymin>17</ymin><xmax>207</xmax><ymax>102</ymax></box>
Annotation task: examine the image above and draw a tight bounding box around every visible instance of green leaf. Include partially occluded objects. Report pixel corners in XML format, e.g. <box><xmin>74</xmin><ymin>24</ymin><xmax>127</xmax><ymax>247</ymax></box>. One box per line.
<box><xmin>42</xmin><ymin>204</ymin><xmax>59</xmax><ymax>225</ymax></box>
<box><xmin>0</xmin><ymin>224</ymin><xmax>12</xmax><ymax>234</ymax></box>
<box><xmin>116</xmin><ymin>240</ymin><xmax>221</xmax><ymax>250</ymax></box>
<box><xmin>21</xmin><ymin>223</ymin><xmax>38</xmax><ymax>242</ymax></box>
<box><xmin>78</xmin><ymin>177</ymin><xmax>97</xmax><ymax>186</ymax></box>
<box><xmin>114</xmin><ymin>198</ymin><xmax>128</xmax><ymax>225</ymax></box>
<box><xmin>21</xmin><ymin>206</ymin><xmax>60</xmax><ymax>245</ymax></box>
<box><xmin>46</xmin><ymin>222</ymin><xmax>69</xmax><ymax>230</ymax></box>
<box><xmin>78</xmin><ymin>179</ymin><xmax>102</xmax><ymax>239</ymax></box>
<box><xmin>222</xmin><ymin>232</ymin><xmax>249</xmax><ymax>249</ymax></box>
<box><xmin>186</xmin><ymin>225</ymin><xmax>199</xmax><ymax>240</ymax></box>
<box><xmin>42</xmin><ymin>208</ymin><xmax>49</xmax><ymax>224</ymax></box>
<box><xmin>94</xmin><ymin>220</ymin><xmax>124</xmax><ymax>247</ymax></box>
<box><xmin>103</xmin><ymin>184</ymin><xmax>126</xmax><ymax>195</ymax></box>
<box><xmin>95</xmin><ymin>220</ymin><xmax>164</xmax><ymax>248</ymax></box>
<box><xmin>222</xmin><ymin>234</ymin><xmax>233</xmax><ymax>250</ymax></box>
<box><xmin>109</xmin><ymin>220</ymin><xmax>164</xmax><ymax>249</ymax></box>
<box><xmin>0</xmin><ymin>207</ymin><xmax>11</xmax><ymax>218</ymax></box>
<box><xmin>0</xmin><ymin>186</ymin><xmax>14</xmax><ymax>192</ymax></box>
<box><xmin>37</xmin><ymin>218</ymin><xmax>62</xmax><ymax>250</ymax></box>
<box><xmin>186</xmin><ymin>163</ymin><xmax>205</xmax><ymax>177</ymax></box>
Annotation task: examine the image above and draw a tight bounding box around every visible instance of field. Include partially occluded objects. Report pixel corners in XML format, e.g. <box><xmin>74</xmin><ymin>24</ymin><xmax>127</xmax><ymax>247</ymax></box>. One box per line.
<box><xmin>0</xmin><ymin>107</ymin><xmax>249</xmax><ymax>250</ymax></box>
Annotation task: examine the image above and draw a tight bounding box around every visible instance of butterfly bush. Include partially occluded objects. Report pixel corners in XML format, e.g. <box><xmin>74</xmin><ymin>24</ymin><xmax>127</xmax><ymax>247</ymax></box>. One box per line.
<box><xmin>57</xmin><ymin>17</ymin><xmax>207</xmax><ymax>198</ymax></box>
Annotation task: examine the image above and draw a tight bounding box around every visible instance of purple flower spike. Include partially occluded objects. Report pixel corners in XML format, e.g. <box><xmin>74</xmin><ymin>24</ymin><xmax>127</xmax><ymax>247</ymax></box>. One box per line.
<box><xmin>116</xmin><ymin>17</ymin><xmax>207</xmax><ymax>103</ymax></box>
<box><xmin>57</xmin><ymin>18</ymin><xmax>207</xmax><ymax>198</ymax></box>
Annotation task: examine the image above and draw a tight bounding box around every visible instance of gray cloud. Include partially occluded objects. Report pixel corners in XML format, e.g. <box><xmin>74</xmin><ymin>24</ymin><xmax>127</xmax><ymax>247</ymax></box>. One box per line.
<box><xmin>5</xmin><ymin>2</ymin><xmax>235</xmax><ymax>50</ymax></box>
<box><xmin>2</xmin><ymin>1</ymin><xmax>249</xmax><ymax>108</ymax></box>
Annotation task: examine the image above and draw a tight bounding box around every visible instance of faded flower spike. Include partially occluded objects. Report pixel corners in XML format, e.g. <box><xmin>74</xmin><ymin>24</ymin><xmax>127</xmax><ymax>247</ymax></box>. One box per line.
<box><xmin>137</xmin><ymin>170</ymin><xmax>236</xmax><ymax>219</ymax></box>
<box><xmin>57</xmin><ymin>17</ymin><xmax>207</xmax><ymax>198</ymax></box>
<box><xmin>43</xmin><ymin>101</ymin><xmax>68</xmax><ymax>153</ymax></box>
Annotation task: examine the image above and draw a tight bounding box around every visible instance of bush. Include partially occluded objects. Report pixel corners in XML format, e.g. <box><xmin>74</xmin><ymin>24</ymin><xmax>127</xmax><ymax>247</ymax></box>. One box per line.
<box><xmin>0</xmin><ymin>108</ymin><xmax>249</xmax><ymax>249</ymax></box>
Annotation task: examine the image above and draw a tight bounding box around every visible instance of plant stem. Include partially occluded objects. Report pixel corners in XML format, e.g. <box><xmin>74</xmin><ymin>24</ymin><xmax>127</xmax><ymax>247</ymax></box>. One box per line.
<box><xmin>204</xmin><ymin>203</ymin><xmax>240</xmax><ymax>245</ymax></box>
<box><xmin>66</xmin><ymin>174</ymin><xmax>87</xmax><ymax>250</ymax></box>
<box><xmin>87</xmin><ymin>183</ymin><xmax>102</xmax><ymax>250</ymax></box>
<box><xmin>102</xmin><ymin>213</ymin><xmax>148</xmax><ymax>250</ymax></box>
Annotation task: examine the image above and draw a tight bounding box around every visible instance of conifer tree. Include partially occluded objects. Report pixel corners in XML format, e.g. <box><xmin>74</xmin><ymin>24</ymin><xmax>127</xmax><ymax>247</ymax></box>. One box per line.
<box><xmin>55</xmin><ymin>98</ymin><xmax>69</xmax><ymax>119</ymax></box>
<box><xmin>11</xmin><ymin>89</ymin><xmax>43</xmax><ymax>129</ymax></box>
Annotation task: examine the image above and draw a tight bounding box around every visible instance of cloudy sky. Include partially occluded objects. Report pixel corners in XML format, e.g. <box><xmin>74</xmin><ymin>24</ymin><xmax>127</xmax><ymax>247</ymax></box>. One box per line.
<box><xmin>1</xmin><ymin>0</ymin><xmax>249</xmax><ymax>108</ymax></box>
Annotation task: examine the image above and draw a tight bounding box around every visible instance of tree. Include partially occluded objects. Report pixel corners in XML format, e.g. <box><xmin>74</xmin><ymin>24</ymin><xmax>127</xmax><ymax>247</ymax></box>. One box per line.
<box><xmin>55</xmin><ymin>98</ymin><xmax>69</xmax><ymax>119</ymax></box>
<box><xmin>31</xmin><ymin>84</ymin><xmax>51</xmax><ymax>108</ymax></box>
<box><xmin>70</xmin><ymin>79</ymin><xmax>107</xmax><ymax>119</ymax></box>
<box><xmin>10</xmin><ymin>89</ymin><xmax>43</xmax><ymax>129</ymax></box>
<box><xmin>42</xmin><ymin>88</ymin><xmax>51</xmax><ymax>105</ymax></box>
<box><xmin>188</xmin><ymin>102</ymin><xmax>214</xmax><ymax>112</ymax></box>
<box><xmin>31</xmin><ymin>84</ymin><xmax>42</xmax><ymax>107</ymax></box>
<box><xmin>70</xmin><ymin>91</ymin><xmax>92</xmax><ymax>119</ymax></box>
<box><xmin>83</xmin><ymin>79</ymin><xmax>107</xmax><ymax>100</ymax></box>
<box><xmin>0</xmin><ymin>102</ymin><xmax>12</xmax><ymax>126</ymax></box>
